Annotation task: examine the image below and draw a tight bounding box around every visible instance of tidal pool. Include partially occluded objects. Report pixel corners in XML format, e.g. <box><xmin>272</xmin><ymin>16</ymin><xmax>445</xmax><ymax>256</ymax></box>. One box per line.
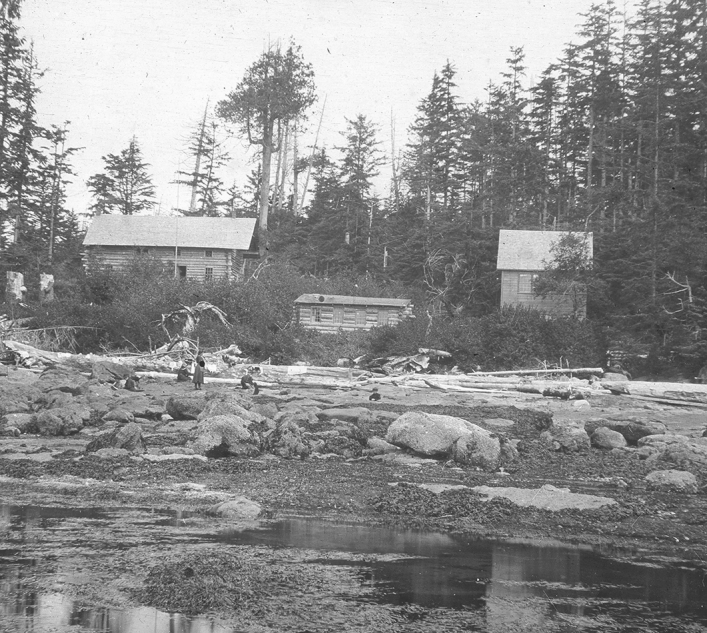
<box><xmin>1</xmin><ymin>504</ymin><xmax>706</xmax><ymax>632</ymax></box>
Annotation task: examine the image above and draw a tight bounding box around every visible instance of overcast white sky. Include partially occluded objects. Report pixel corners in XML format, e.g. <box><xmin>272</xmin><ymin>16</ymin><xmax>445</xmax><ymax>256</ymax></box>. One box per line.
<box><xmin>21</xmin><ymin>0</ymin><xmax>594</xmax><ymax>216</ymax></box>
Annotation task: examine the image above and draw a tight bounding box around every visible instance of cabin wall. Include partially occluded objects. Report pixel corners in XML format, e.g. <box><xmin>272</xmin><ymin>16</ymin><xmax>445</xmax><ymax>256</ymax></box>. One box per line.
<box><xmin>500</xmin><ymin>270</ymin><xmax>584</xmax><ymax>317</ymax></box>
<box><xmin>84</xmin><ymin>246</ymin><xmax>238</xmax><ymax>280</ymax></box>
<box><xmin>296</xmin><ymin>303</ymin><xmax>408</xmax><ymax>332</ymax></box>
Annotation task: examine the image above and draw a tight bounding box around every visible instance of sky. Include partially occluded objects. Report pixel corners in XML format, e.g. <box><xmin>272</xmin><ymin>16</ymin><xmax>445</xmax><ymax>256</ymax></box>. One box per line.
<box><xmin>20</xmin><ymin>0</ymin><xmax>595</xmax><ymax>217</ymax></box>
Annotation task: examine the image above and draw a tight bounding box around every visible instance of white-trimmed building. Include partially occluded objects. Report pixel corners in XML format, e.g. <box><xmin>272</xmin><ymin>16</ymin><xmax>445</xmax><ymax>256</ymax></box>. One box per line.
<box><xmin>82</xmin><ymin>215</ymin><xmax>257</xmax><ymax>280</ymax></box>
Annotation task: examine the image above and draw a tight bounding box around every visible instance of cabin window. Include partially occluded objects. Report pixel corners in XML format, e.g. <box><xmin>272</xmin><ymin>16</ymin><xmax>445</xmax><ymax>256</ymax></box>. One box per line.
<box><xmin>355</xmin><ymin>309</ymin><xmax>366</xmax><ymax>327</ymax></box>
<box><xmin>135</xmin><ymin>247</ymin><xmax>149</xmax><ymax>255</ymax></box>
<box><xmin>205</xmin><ymin>267</ymin><xmax>213</xmax><ymax>281</ymax></box>
<box><xmin>377</xmin><ymin>309</ymin><xmax>389</xmax><ymax>326</ymax></box>
<box><xmin>518</xmin><ymin>273</ymin><xmax>537</xmax><ymax>294</ymax></box>
<box><xmin>333</xmin><ymin>306</ymin><xmax>344</xmax><ymax>325</ymax></box>
<box><xmin>178</xmin><ymin>266</ymin><xmax>187</xmax><ymax>279</ymax></box>
<box><xmin>205</xmin><ymin>250</ymin><xmax>213</xmax><ymax>258</ymax></box>
<box><xmin>177</xmin><ymin>247</ymin><xmax>184</xmax><ymax>256</ymax></box>
<box><xmin>312</xmin><ymin>306</ymin><xmax>322</xmax><ymax>323</ymax></box>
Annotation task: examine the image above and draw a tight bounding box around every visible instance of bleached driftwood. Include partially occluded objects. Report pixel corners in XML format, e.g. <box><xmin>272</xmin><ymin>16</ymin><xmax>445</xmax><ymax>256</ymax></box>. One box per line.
<box><xmin>602</xmin><ymin>380</ymin><xmax>707</xmax><ymax>405</ymax></box>
<box><xmin>467</xmin><ymin>367</ymin><xmax>603</xmax><ymax>377</ymax></box>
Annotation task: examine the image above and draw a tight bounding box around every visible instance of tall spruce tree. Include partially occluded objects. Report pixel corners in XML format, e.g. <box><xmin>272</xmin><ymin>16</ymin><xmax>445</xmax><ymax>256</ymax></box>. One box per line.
<box><xmin>216</xmin><ymin>43</ymin><xmax>316</xmax><ymax>255</ymax></box>
<box><xmin>87</xmin><ymin>137</ymin><xmax>155</xmax><ymax>215</ymax></box>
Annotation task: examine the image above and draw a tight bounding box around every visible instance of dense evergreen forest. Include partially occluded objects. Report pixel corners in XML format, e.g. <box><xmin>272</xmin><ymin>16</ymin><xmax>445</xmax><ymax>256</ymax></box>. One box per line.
<box><xmin>1</xmin><ymin>0</ymin><xmax>706</xmax><ymax>375</ymax></box>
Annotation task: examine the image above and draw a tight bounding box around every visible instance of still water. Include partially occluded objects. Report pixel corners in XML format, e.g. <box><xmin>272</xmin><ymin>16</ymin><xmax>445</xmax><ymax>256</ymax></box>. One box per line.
<box><xmin>1</xmin><ymin>504</ymin><xmax>706</xmax><ymax>632</ymax></box>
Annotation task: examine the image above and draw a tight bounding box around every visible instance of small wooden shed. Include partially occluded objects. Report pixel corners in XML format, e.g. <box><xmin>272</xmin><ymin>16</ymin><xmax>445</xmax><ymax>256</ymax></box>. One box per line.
<box><xmin>82</xmin><ymin>215</ymin><xmax>257</xmax><ymax>281</ymax></box>
<box><xmin>497</xmin><ymin>229</ymin><xmax>593</xmax><ymax>317</ymax></box>
<box><xmin>294</xmin><ymin>294</ymin><xmax>413</xmax><ymax>332</ymax></box>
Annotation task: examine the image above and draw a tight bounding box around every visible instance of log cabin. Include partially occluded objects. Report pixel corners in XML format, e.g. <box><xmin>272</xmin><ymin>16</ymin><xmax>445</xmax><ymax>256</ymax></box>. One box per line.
<box><xmin>82</xmin><ymin>215</ymin><xmax>258</xmax><ymax>281</ymax></box>
<box><xmin>497</xmin><ymin>229</ymin><xmax>593</xmax><ymax>318</ymax></box>
<box><xmin>294</xmin><ymin>294</ymin><xmax>413</xmax><ymax>332</ymax></box>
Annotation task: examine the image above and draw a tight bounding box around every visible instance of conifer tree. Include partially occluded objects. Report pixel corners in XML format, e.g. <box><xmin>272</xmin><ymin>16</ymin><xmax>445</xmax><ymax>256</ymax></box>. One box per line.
<box><xmin>87</xmin><ymin>137</ymin><xmax>155</xmax><ymax>215</ymax></box>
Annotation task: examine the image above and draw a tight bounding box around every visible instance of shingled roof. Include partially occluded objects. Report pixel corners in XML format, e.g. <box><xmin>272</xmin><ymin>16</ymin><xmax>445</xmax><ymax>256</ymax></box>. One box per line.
<box><xmin>83</xmin><ymin>215</ymin><xmax>257</xmax><ymax>250</ymax></box>
<box><xmin>294</xmin><ymin>294</ymin><xmax>411</xmax><ymax>307</ymax></box>
<box><xmin>496</xmin><ymin>230</ymin><xmax>593</xmax><ymax>271</ymax></box>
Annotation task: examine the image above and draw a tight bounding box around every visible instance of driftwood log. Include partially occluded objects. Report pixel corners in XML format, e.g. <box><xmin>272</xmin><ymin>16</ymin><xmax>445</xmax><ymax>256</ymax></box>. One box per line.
<box><xmin>602</xmin><ymin>381</ymin><xmax>707</xmax><ymax>406</ymax></box>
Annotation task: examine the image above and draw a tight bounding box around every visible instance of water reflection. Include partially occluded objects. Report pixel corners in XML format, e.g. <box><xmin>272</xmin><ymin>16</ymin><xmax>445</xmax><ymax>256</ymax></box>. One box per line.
<box><xmin>0</xmin><ymin>588</ymin><xmax>233</xmax><ymax>633</ymax></box>
<box><xmin>220</xmin><ymin>518</ymin><xmax>707</xmax><ymax>618</ymax></box>
<box><xmin>2</xmin><ymin>504</ymin><xmax>707</xmax><ymax>631</ymax></box>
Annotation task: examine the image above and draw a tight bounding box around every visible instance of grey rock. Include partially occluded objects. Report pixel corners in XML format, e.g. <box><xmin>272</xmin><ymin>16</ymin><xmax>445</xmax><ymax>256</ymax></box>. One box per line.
<box><xmin>586</xmin><ymin>416</ymin><xmax>667</xmax><ymax>444</ymax></box>
<box><xmin>160</xmin><ymin>446</ymin><xmax>195</xmax><ymax>455</ymax></box>
<box><xmin>38</xmin><ymin>367</ymin><xmax>90</xmax><ymax>395</ymax></box>
<box><xmin>188</xmin><ymin>414</ymin><xmax>260</xmax><ymax>456</ymax></box>
<box><xmin>591</xmin><ymin>427</ymin><xmax>628</xmax><ymax>450</ymax></box>
<box><xmin>35</xmin><ymin>406</ymin><xmax>91</xmax><ymax>436</ymax></box>
<box><xmin>90</xmin><ymin>361</ymin><xmax>132</xmax><ymax>383</ymax></box>
<box><xmin>317</xmin><ymin>407</ymin><xmax>375</xmax><ymax>425</ymax></box>
<box><xmin>364</xmin><ymin>436</ymin><xmax>401</xmax><ymax>456</ymax></box>
<box><xmin>251</xmin><ymin>402</ymin><xmax>278</xmax><ymax>419</ymax></box>
<box><xmin>209</xmin><ymin>497</ymin><xmax>262</xmax><ymax>519</ymax></box>
<box><xmin>386</xmin><ymin>411</ymin><xmax>501</xmax><ymax>470</ymax></box>
<box><xmin>165</xmin><ymin>393</ymin><xmax>208</xmax><ymax>420</ymax></box>
<box><xmin>86</xmin><ymin>422</ymin><xmax>146</xmax><ymax>454</ymax></box>
<box><xmin>93</xmin><ymin>447</ymin><xmax>131</xmax><ymax>459</ymax></box>
<box><xmin>645</xmin><ymin>469</ymin><xmax>698</xmax><ymax>494</ymax></box>
<box><xmin>102</xmin><ymin>408</ymin><xmax>135</xmax><ymax>424</ymax></box>
<box><xmin>541</xmin><ymin>418</ymin><xmax>591</xmax><ymax>452</ymax></box>
<box><xmin>266</xmin><ymin>419</ymin><xmax>310</xmax><ymax>459</ymax></box>
<box><xmin>197</xmin><ymin>394</ymin><xmax>265</xmax><ymax>424</ymax></box>
<box><xmin>2</xmin><ymin>413</ymin><xmax>35</xmax><ymax>434</ymax></box>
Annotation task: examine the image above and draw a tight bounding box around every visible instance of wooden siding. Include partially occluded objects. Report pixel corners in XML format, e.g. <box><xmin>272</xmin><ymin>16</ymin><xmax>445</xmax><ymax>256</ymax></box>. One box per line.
<box><xmin>84</xmin><ymin>245</ymin><xmax>239</xmax><ymax>280</ymax></box>
<box><xmin>500</xmin><ymin>270</ymin><xmax>584</xmax><ymax>317</ymax></box>
<box><xmin>296</xmin><ymin>303</ymin><xmax>410</xmax><ymax>332</ymax></box>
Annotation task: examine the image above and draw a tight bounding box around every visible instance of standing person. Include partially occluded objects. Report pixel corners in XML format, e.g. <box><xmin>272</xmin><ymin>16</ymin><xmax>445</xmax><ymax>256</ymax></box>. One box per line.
<box><xmin>193</xmin><ymin>351</ymin><xmax>205</xmax><ymax>390</ymax></box>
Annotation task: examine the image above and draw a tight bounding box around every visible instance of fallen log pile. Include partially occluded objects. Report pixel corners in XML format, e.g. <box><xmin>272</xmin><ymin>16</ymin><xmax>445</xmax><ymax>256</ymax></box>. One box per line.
<box><xmin>4</xmin><ymin>340</ymin><xmax>707</xmax><ymax>406</ymax></box>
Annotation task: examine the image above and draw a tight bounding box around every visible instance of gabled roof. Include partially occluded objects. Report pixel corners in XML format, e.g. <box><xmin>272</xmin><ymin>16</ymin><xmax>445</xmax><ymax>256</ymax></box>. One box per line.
<box><xmin>83</xmin><ymin>215</ymin><xmax>257</xmax><ymax>250</ymax></box>
<box><xmin>497</xmin><ymin>229</ymin><xmax>593</xmax><ymax>271</ymax></box>
<box><xmin>295</xmin><ymin>294</ymin><xmax>411</xmax><ymax>307</ymax></box>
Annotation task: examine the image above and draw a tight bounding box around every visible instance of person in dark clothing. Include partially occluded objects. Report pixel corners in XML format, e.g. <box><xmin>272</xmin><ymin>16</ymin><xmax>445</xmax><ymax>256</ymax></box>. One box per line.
<box><xmin>241</xmin><ymin>373</ymin><xmax>259</xmax><ymax>394</ymax></box>
<box><xmin>193</xmin><ymin>352</ymin><xmax>205</xmax><ymax>390</ymax></box>
<box><xmin>125</xmin><ymin>375</ymin><xmax>143</xmax><ymax>392</ymax></box>
<box><xmin>176</xmin><ymin>361</ymin><xmax>191</xmax><ymax>382</ymax></box>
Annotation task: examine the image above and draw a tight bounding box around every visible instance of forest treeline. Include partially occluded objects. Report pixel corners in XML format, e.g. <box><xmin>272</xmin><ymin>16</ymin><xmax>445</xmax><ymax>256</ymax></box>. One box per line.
<box><xmin>0</xmin><ymin>0</ymin><xmax>706</xmax><ymax>373</ymax></box>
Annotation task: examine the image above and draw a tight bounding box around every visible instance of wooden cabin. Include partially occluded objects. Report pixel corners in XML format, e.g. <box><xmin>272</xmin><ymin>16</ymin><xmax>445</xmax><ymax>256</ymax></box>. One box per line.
<box><xmin>82</xmin><ymin>215</ymin><xmax>257</xmax><ymax>281</ymax></box>
<box><xmin>294</xmin><ymin>294</ymin><xmax>413</xmax><ymax>332</ymax></box>
<box><xmin>497</xmin><ymin>229</ymin><xmax>593</xmax><ymax>318</ymax></box>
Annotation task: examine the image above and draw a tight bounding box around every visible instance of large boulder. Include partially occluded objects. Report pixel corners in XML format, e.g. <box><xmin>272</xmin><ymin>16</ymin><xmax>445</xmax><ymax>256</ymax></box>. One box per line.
<box><xmin>265</xmin><ymin>419</ymin><xmax>310</xmax><ymax>459</ymax></box>
<box><xmin>35</xmin><ymin>405</ymin><xmax>91</xmax><ymax>435</ymax></box>
<box><xmin>645</xmin><ymin>469</ymin><xmax>698</xmax><ymax>494</ymax></box>
<box><xmin>1</xmin><ymin>413</ymin><xmax>35</xmax><ymax>434</ymax></box>
<box><xmin>541</xmin><ymin>418</ymin><xmax>590</xmax><ymax>452</ymax></box>
<box><xmin>585</xmin><ymin>416</ymin><xmax>667</xmax><ymax>444</ymax></box>
<box><xmin>86</xmin><ymin>422</ymin><xmax>146</xmax><ymax>454</ymax></box>
<box><xmin>90</xmin><ymin>361</ymin><xmax>132</xmax><ymax>383</ymax></box>
<box><xmin>188</xmin><ymin>414</ymin><xmax>261</xmax><ymax>457</ymax></box>
<box><xmin>114</xmin><ymin>396</ymin><xmax>166</xmax><ymax>420</ymax></box>
<box><xmin>385</xmin><ymin>411</ymin><xmax>501</xmax><ymax>469</ymax></box>
<box><xmin>637</xmin><ymin>434</ymin><xmax>707</xmax><ymax>469</ymax></box>
<box><xmin>197</xmin><ymin>393</ymin><xmax>266</xmax><ymax>424</ymax></box>
<box><xmin>166</xmin><ymin>392</ymin><xmax>208</xmax><ymax>420</ymax></box>
<box><xmin>590</xmin><ymin>427</ymin><xmax>628</xmax><ymax>450</ymax></box>
<box><xmin>639</xmin><ymin>435</ymin><xmax>707</xmax><ymax>470</ymax></box>
<box><xmin>38</xmin><ymin>367</ymin><xmax>90</xmax><ymax>396</ymax></box>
